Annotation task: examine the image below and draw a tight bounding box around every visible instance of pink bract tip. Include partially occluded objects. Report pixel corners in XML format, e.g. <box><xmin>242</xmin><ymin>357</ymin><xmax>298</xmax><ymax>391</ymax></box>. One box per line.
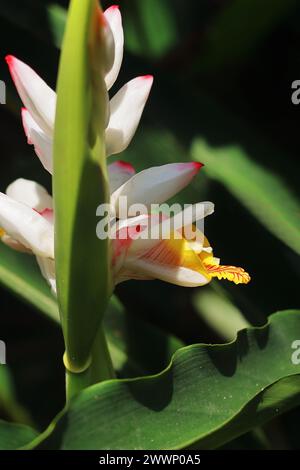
<box><xmin>192</xmin><ymin>161</ymin><xmax>204</xmax><ymax>170</ymax></box>
<box><xmin>141</xmin><ymin>75</ymin><xmax>153</xmax><ymax>81</ymax></box>
<box><xmin>189</xmin><ymin>161</ymin><xmax>204</xmax><ymax>175</ymax></box>
<box><xmin>5</xmin><ymin>55</ymin><xmax>14</xmax><ymax>65</ymax></box>
<box><xmin>107</xmin><ymin>5</ymin><xmax>120</xmax><ymax>11</ymax></box>
<box><xmin>176</xmin><ymin>162</ymin><xmax>204</xmax><ymax>173</ymax></box>
<box><xmin>5</xmin><ymin>55</ymin><xmax>18</xmax><ymax>85</ymax></box>
<box><xmin>115</xmin><ymin>160</ymin><xmax>135</xmax><ymax>173</ymax></box>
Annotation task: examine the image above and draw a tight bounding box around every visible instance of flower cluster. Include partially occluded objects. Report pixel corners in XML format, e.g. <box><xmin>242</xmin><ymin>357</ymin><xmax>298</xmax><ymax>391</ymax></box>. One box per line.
<box><xmin>0</xmin><ymin>6</ymin><xmax>250</xmax><ymax>295</ymax></box>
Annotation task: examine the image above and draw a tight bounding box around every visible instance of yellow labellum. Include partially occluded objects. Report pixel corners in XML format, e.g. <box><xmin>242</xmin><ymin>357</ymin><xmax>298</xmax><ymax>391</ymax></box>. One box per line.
<box><xmin>144</xmin><ymin>227</ymin><xmax>251</xmax><ymax>285</ymax></box>
<box><xmin>143</xmin><ymin>235</ymin><xmax>211</xmax><ymax>281</ymax></box>
<box><xmin>184</xmin><ymin>226</ymin><xmax>251</xmax><ymax>285</ymax></box>
<box><xmin>204</xmin><ymin>260</ymin><xmax>251</xmax><ymax>285</ymax></box>
<box><xmin>166</xmin><ymin>227</ymin><xmax>251</xmax><ymax>285</ymax></box>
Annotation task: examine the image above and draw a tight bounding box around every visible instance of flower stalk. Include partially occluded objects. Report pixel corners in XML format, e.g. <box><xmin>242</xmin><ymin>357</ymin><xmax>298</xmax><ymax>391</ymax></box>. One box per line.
<box><xmin>2</xmin><ymin>0</ymin><xmax>250</xmax><ymax>406</ymax></box>
<box><xmin>54</xmin><ymin>0</ymin><xmax>112</xmax><ymax>391</ymax></box>
<box><xmin>66</xmin><ymin>325</ymin><xmax>115</xmax><ymax>403</ymax></box>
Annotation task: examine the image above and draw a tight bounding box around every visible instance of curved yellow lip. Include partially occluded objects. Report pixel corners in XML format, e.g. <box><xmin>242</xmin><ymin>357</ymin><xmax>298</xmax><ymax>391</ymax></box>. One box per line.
<box><xmin>149</xmin><ymin>231</ymin><xmax>251</xmax><ymax>286</ymax></box>
<box><xmin>187</xmin><ymin>228</ymin><xmax>251</xmax><ymax>285</ymax></box>
<box><xmin>204</xmin><ymin>261</ymin><xmax>251</xmax><ymax>285</ymax></box>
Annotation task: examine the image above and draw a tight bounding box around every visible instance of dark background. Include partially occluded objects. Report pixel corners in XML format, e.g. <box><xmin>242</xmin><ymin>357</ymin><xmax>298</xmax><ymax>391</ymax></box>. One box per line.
<box><xmin>0</xmin><ymin>0</ymin><xmax>299</xmax><ymax>449</ymax></box>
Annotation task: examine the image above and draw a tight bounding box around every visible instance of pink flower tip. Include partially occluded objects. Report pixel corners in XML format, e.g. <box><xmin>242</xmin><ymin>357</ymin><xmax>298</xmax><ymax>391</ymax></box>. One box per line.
<box><xmin>190</xmin><ymin>161</ymin><xmax>204</xmax><ymax>175</ymax></box>
<box><xmin>5</xmin><ymin>55</ymin><xmax>14</xmax><ymax>66</ymax></box>
<box><xmin>115</xmin><ymin>160</ymin><xmax>135</xmax><ymax>173</ymax></box>
<box><xmin>192</xmin><ymin>161</ymin><xmax>204</xmax><ymax>170</ymax></box>
<box><xmin>176</xmin><ymin>161</ymin><xmax>203</xmax><ymax>176</ymax></box>
<box><xmin>107</xmin><ymin>5</ymin><xmax>120</xmax><ymax>11</ymax></box>
<box><xmin>141</xmin><ymin>75</ymin><xmax>154</xmax><ymax>81</ymax></box>
<box><xmin>177</xmin><ymin>162</ymin><xmax>204</xmax><ymax>173</ymax></box>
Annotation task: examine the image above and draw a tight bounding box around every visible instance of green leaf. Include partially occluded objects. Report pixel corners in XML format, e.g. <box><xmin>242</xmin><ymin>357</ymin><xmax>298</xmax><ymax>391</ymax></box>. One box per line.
<box><xmin>0</xmin><ymin>420</ymin><xmax>37</xmax><ymax>450</ymax></box>
<box><xmin>191</xmin><ymin>139</ymin><xmax>300</xmax><ymax>255</ymax></box>
<box><xmin>26</xmin><ymin>310</ymin><xmax>300</xmax><ymax>450</ymax></box>
<box><xmin>54</xmin><ymin>0</ymin><xmax>110</xmax><ymax>372</ymax></box>
<box><xmin>0</xmin><ymin>1</ymin><xmax>66</xmax><ymax>48</ymax></box>
<box><xmin>124</xmin><ymin>0</ymin><xmax>178</xmax><ymax>59</ymax></box>
<box><xmin>193</xmin><ymin>285</ymin><xmax>250</xmax><ymax>341</ymax></box>
<box><xmin>47</xmin><ymin>4</ymin><xmax>67</xmax><ymax>48</ymax></box>
<box><xmin>0</xmin><ymin>367</ymin><xmax>33</xmax><ymax>426</ymax></box>
<box><xmin>193</xmin><ymin>375</ymin><xmax>300</xmax><ymax>449</ymax></box>
<box><xmin>0</xmin><ymin>244</ymin><xmax>58</xmax><ymax>322</ymax></box>
<box><xmin>105</xmin><ymin>297</ymin><xmax>183</xmax><ymax>377</ymax></box>
<box><xmin>121</xmin><ymin>129</ymin><xmax>188</xmax><ymax>170</ymax></box>
<box><xmin>198</xmin><ymin>0</ymin><xmax>297</xmax><ymax>73</ymax></box>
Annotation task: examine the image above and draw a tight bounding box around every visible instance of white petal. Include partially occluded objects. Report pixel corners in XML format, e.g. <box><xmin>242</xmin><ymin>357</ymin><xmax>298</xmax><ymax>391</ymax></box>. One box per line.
<box><xmin>36</xmin><ymin>256</ymin><xmax>57</xmax><ymax>295</ymax></box>
<box><xmin>22</xmin><ymin>109</ymin><xmax>53</xmax><ymax>174</ymax></box>
<box><xmin>101</xmin><ymin>8</ymin><xmax>116</xmax><ymax>76</ymax></box>
<box><xmin>113</xmin><ymin>265</ymin><xmax>153</xmax><ymax>285</ymax></box>
<box><xmin>112</xmin><ymin>213</ymin><xmax>150</xmax><ymax>233</ymax></box>
<box><xmin>111</xmin><ymin>162</ymin><xmax>203</xmax><ymax>217</ymax></box>
<box><xmin>127</xmin><ymin>202</ymin><xmax>214</xmax><ymax>257</ymax></box>
<box><xmin>105</xmin><ymin>76</ymin><xmax>153</xmax><ymax>156</ymax></box>
<box><xmin>111</xmin><ymin>214</ymin><xmax>151</xmax><ymax>274</ymax></box>
<box><xmin>111</xmin><ymin>204</ymin><xmax>213</xmax><ymax>286</ymax></box>
<box><xmin>122</xmin><ymin>258</ymin><xmax>209</xmax><ymax>287</ymax></box>
<box><xmin>104</xmin><ymin>6</ymin><xmax>124</xmax><ymax>90</ymax></box>
<box><xmin>108</xmin><ymin>160</ymin><xmax>135</xmax><ymax>193</ymax></box>
<box><xmin>161</xmin><ymin>201</ymin><xmax>214</xmax><ymax>234</ymax></box>
<box><xmin>1</xmin><ymin>234</ymin><xmax>32</xmax><ymax>254</ymax></box>
<box><xmin>6</xmin><ymin>56</ymin><xmax>56</xmax><ymax>136</ymax></box>
<box><xmin>0</xmin><ymin>193</ymin><xmax>54</xmax><ymax>258</ymax></box>
<box><xmin>6</xmin><ymin>178</ymin><xmax>53</xmax><ymax>212</ymax></box>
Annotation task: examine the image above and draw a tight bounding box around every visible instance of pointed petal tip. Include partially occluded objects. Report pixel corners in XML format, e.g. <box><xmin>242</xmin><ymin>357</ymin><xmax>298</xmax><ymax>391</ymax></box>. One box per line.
<box><xmin>175</xmin><ymin>161</ymin><xmax>204</xmax><ymax>175</ymax></box>
<box><xmin>5</xmin><ymin>55</ymin><xmax>14</xmax><ymax>66</ymax></box>
<box><xmin>114</xmin><ymin>160</ymin><xmax>135</xmax><ymax>173</ymax></box>
<box><xmin>104</xmin><ymin>5</ymin><xmax>121</xmax><ymax>24</ymax></box>
<box><xmin>107</xmin><ymin>5</ymin><xmax>120</xmax><ymax>11</ymax></box>
<box><xmin>193</xmin><ymin>161</ymin><xmax>204</xmax><ymax>169</ymax></box>
<box><xmin>131</xmin><ymin>75</ymin><xmax>153</xmax><ymax>92</ymax></box>
<box><xmin>140</xmin><ymin>74</ymin><xmax>154</xmax><ymax>82</ymax></box>
<box><xmin>191</xmin><ymin>161</ymin><xmax>204</xmax><ymax>174</ymax></box>
<box><xmin>5</xmin><ymin>55</ymin><xmax>17</xmax><ymax>76</ymax></box>
<box><xmin>5</xmin><ymin>56</ymin><xmax>56</xmax><ymax>137</ymax></box>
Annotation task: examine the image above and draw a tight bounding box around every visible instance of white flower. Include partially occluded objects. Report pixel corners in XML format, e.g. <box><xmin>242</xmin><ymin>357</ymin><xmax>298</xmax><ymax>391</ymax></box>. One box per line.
<box><xmin>0</xmin><ymin>162</ymin><xmax>250</xmax><ymax>294</ymax></box>
<box><xmin>2</xmin><ymin>5</ymin><xmax>250</xmax><ymax>294</ymax></box>
<box><xmin>6</xmin><ymin>6</ymin><xmax>153</xmax><ymax>173</ymax></box>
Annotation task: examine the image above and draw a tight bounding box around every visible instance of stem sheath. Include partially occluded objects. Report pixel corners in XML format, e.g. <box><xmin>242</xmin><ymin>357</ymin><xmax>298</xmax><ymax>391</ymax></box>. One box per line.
<box><xmin>65</xmin><ymin>324</ymin><xmax>115</xmax><ymax>403</ymax></box>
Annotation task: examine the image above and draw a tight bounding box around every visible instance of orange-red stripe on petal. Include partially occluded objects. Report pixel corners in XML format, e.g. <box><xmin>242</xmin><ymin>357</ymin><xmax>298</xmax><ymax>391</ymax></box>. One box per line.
<box><xmin>204</xmin><ymin>263</ymin><xmax>251</xmax><ymax>285</ymax></box>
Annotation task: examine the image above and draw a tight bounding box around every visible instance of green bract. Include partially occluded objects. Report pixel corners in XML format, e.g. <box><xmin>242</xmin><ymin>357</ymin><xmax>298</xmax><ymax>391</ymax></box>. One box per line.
<box><xmin>53</xmin><ymin>0</ymin><xmax>111</xmax><ymax>373</ymax></box>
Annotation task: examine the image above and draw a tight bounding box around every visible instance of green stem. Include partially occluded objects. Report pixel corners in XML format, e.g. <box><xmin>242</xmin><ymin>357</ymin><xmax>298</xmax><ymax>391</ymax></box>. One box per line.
<box><xmin>65</xmin><ymin>324</ymin><xmax>115</xmax><ymax>403</ymax></box>
<box><xmin>65</xmin><ymin>368</ymin><xmax>91</xmax><ymax>404</ymax></box>
<box><xmin>90</xmin><ymin>325</ymin><xmax>116</xmax><ymax>384</ymax></box>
